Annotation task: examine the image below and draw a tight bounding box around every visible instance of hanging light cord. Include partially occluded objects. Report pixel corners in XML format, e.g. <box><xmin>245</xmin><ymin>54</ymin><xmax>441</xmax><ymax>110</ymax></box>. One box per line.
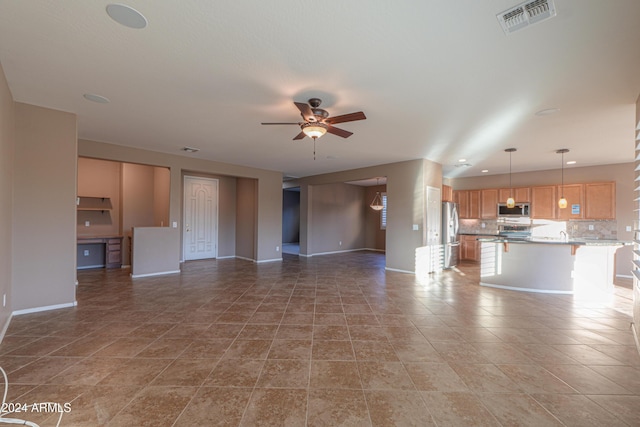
<box><xmin>509</xmin><ymin>151</ymin><xmax>512</xmax><ymax>197</ymax></box>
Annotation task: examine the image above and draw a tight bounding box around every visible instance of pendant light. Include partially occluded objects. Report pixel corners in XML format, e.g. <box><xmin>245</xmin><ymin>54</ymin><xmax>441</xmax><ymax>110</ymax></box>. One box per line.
<box><xmin>557</xmin><ymin>149</ymin><xmax>569</xmax><ymax>209</ymax></box>
<box><xmin>370</xmin><ymin>178</ymin><xmax>384</xmax><ymax>211</ymax></box>
<box><xmin>505</xmin><ymin>148</ymin><xmax>517</xmax><ymax>208</ymax></box>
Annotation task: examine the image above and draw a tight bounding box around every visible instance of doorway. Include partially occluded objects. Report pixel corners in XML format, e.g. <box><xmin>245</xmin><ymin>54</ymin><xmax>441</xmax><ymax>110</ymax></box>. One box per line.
<box><xmin>183</xmin><ymin>176</ymin><xmax>219</xmax><ymax>260</ymax></box>
<box><xmin>282</xmin><ymin>187</ymin><xmax>300</xmax><ymax>254</ymax></box>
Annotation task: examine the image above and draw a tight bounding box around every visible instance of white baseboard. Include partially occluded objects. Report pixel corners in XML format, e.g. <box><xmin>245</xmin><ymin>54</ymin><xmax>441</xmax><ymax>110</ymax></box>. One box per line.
<box><xmin>131</xmin><ymin>270</ymin><xmax>180</xmax><ymax>278</ymax></box>
<box><xmin>385</xmin><ymin>267</ymin><xmax>415</xmax><ymax>274</ymax></box>
<box><xmin>235</xmin><ymin>256</ymin><xmax>255</xmax><ymax>262</ymax></box>
<box><xmin>0</xmin><ymin>313</ymin><xmax>13</xmax><ymax>344</ymax></box>
<box><xmin>616</xmin><ymin>274</ymin><xmax>633</xmax><ymax>279</ymax></box>
<box><xmin>479</xmin><ymin>281</ymin><xmax>574</xmax><ymax>294</ymax></box>
<box><xmin>256</xmin><ymin>258</ymin><xmax>283</xmax><ymax>264</ymax></box>
<box><xmin>12</xmin><ymin>301</ymin><xmax>77</xmax><ymax>316</ymax></box>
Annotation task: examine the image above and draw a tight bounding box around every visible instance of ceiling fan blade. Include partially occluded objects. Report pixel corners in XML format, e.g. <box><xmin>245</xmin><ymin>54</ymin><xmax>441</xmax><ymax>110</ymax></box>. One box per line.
<box><xmin>261</xmin><ymin>122</ymin><xmax>301</xmax><ymax>125</ymax></box>
<box><xmin>293</xmin><ymin>131</ymin><xmax>306</xmax><ymax>140</ymax></box>
<box><xmin>327</xmin><ymin>125</ymin><xmax>353</xmax><ymax>138</ymax></box>
<box><xmin>294</xmin><ymin>102</ymin><xmax>314</xmax><ymax>121</ymax></box>
<box><xmin>325</xmin><ymin>111</ymin><xmax>366</xmax><ymax>125</ymax></box>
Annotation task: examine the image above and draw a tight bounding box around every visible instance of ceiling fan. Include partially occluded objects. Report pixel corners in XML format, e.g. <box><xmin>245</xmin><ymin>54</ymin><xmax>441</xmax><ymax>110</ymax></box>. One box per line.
<box><xmin>261</xmin><ymin>98</ymin><xmax>366</xmax><ymax>141</ymax></box>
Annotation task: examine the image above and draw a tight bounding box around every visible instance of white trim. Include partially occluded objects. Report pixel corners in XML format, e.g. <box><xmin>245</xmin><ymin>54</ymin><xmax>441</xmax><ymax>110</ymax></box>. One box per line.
<box><xmin>479</xmin><ymin>281</ymin><xmax>574</xmax><ymax>294</ymax></box>
<box><xmin>298</xmin><ymin>253</ymin><xmax>313</xmax><ymax>258</ymax></box>
<box><xmin>256</xmin><ymin>258</ymin><xmax>283</xmax><ymax>264</ymax></box>
<box><xmin>13</xmin><ymin>301</ymin><xmax>77</xmax><ymax>316</ymax></box>
<box><xmin>131</xmin><ymin>270</ymin><xmax>180</xmax><ymax>278</ymax></box>
<box><xmin>215</xmin><ymin>255</ymin><xmax>236</xmax><ymax>260</ymax></box>
<box><xmin>616</xmin><ymin>274</ymin><xmax>633</xmax><ymax>279</ymax></box>
<box><xmin>385</xmin><ymin>267</ymin><xmax>415</xmax><ymax>274</ymax></box>
<box><xmin>0</xmin><ymin>314</ymin><xmax>13</xmax><ymax>344</ymax></box>
<box><xmin>235</xmin><ymin>256</ymin><xmax>255</xmax><ymax>262</ymax></box>
<box><xmin>300</xmin><ymin>248</ymin><xmax>385</xmax><ymax>258</ymax></box>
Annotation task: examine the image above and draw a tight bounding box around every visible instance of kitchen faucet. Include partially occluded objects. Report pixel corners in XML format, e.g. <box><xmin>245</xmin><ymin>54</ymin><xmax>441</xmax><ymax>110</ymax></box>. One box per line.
<box><xmin>559</xmin><ymin>230</ymin><xmax>567</xmax><ymax>241</ymax></box>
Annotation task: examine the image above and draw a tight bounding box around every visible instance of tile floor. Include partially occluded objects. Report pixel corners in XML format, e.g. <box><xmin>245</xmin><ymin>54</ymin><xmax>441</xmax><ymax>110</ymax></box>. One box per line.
<box><xmin>0</xmin><ymin>251</ymin><xmax>639</xmax><ymax>426</ymax></box>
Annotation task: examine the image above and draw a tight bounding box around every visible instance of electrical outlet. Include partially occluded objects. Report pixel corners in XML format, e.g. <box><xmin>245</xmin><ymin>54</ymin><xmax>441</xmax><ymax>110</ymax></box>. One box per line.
<box><xmin>172</xmin><ymin>221</ymin><xmax>178</xmax><ymax>228</ymax></box>
<box><xmin>2</xmin><ymin>294</ymin><xmax>5</xmax><ymax>307</ymax></box>
<box><xmin>412</xmin><ymin>224</ymin><xmax>419</xmax><ymax>231</ymax></box>
<box><xmin>83</xmin><ymin>249</ymin><xmax>89</xmax><ymax>256</ymax></box>
<box><xmin>339</xmin><ymin>241</ymin><xmax>342</xmax><ymax>246</ymax></box>
<box><xmin>481</xmin><ymin>222</ymin><xmax>486</xmax><ymax>229</ymax></box>
<box><xmin>588</xmin><ymin>224</ymin><xmax>594</xmax><ymax>231</ymax></box>
<box><xmin>85</xmin><ymin>221</ymin><xmax>90</xmax><ymax>227</ymax></box>
<box><xmin>627</xmin><ymin>225</ymin><xmax>632</xmax><ymax>232</ymax></box>
<box><xmin>276</xmin><ymin>246</ymin><xmax>280</xmax><ymax>252</ymax></box>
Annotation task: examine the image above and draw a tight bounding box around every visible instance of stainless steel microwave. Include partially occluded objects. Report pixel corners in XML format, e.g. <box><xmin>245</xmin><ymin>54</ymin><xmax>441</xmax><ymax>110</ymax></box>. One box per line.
<box><xmin>497</xmin><ymin>203</ymin><xmax>530</xmax><ymax>217</ymax></box>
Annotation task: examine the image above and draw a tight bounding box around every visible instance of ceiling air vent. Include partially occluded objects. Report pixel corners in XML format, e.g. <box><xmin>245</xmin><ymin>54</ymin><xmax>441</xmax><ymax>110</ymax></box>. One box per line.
<box><xmin>497</xmin><ymin>0</ymin><xmax>556</xmax><ymax>34</ymax></box>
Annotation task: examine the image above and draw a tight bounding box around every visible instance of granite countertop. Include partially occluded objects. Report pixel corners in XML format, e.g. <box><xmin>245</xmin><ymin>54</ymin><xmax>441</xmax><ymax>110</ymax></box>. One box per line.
<box><xmin>476</xmin><ymin>236</ymin><xmax>631</xmax><ymax>246</ymax></box>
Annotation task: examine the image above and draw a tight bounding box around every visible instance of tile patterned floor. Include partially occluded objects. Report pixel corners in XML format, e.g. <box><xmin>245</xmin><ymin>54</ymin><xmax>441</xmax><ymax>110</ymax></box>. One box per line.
<box><xmin>0</xmin><ymin>251</ymin><xmax>639</xmax><ymax>426</ymax></box>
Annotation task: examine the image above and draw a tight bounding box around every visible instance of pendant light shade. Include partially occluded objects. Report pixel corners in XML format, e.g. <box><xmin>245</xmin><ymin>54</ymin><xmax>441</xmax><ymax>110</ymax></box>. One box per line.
<box><xmin>557</xmin><ymin>149</ymin><xmax>569</xmax><ymax>209</ymax></box>
<box><xmin>370</xmin><ymin>178</ymin><xmax>384</xmax><ymax>211</ymax></box>
<box><xmin>505</xmin><ymin>148</ymin><xmax>516</xmax><ymax>208</ymax></box>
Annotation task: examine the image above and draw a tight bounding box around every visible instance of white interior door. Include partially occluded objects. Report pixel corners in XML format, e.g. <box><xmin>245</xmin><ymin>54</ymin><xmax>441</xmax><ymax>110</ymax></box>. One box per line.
<box><xmin>183</xmin><ymin>176</ymin><xmax>218</xmax><ymax>260</ymax></box>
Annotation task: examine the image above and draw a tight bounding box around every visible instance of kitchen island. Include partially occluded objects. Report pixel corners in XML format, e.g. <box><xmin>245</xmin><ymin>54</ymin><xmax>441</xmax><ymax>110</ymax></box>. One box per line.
<box><xmin>476</xmin><ymin>237</ymin><xmax>630</xmax><ymax>294</ymax></box>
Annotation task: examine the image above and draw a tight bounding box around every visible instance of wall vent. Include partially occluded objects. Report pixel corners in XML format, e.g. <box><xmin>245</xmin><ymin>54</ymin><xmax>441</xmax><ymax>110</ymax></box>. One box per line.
<box><xmin>497</xmin><ymin>0</ymin><xmax>556</xmax><ymax>34</ymax></box>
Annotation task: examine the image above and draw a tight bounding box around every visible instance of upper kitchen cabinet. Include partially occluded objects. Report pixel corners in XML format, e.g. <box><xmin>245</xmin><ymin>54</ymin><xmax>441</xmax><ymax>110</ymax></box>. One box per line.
<box><xmin>584</xmin><ymin>182</ymin><xmax>616</xmax><ymax>219</ymax></box>
<box><xmin>531</xmin><ymin>185</ymin><xmax>557</xmax><ymax>219</ymax></box>
<box><xmin>453</xmin><ymin>190</ymin><xmax>480</xmax><ymax>219</ymax></box>
<box><xmin>556</xmin><ymin>184</ymin><xmax>584</xmax><ymax>220</ymax></box>
<box><xmin>442</xmin><ymin>184</ymin><xmax>453</xmax><ymax>202</ymax></box>
<box><xmin>480</xmin><ymin>189</ymin><xmax>499</xmax><ymax>219</ymax></box>
<box><xmin>499</xmin><ymin>187</ymin><xmax>530</xmax><ymax>203</ymax></box>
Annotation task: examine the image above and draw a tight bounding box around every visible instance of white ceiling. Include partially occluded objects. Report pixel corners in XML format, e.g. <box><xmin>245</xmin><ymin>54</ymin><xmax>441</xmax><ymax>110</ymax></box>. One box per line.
<box><xmin>1</xmin><ymin>1</ymin><xmax>639</xmax><ymax>179</ymax></box>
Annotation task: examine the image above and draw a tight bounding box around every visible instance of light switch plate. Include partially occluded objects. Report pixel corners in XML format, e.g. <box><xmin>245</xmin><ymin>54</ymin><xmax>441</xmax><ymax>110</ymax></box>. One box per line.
<box><xmin>412</xmin><ymin>224</ymin><xmax>419</xmax><ymax>231</ymax></box>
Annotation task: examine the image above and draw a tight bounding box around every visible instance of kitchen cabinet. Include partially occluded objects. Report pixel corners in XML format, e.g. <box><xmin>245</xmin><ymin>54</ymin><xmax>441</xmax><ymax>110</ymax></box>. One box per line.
<box><xmin>442</xmin><ymin>185</ymin><xmax>453</xmax><ymax>202</ymax></box>
<box><xmin>453</xmin><ymin>190</ymin><xmax>480</xmax><ymax>219</ymax></box>
<box><xmin>460</xmin><ymin>234</ymin><xmax>479</xmax><ymax>261</ymax></box>
<box><xmin>531</xmin><ymin>185</ymin><xmax>556</xmax><ymax>219</ymax></box>
<box><xmin>556</xmin><ymin>184</ymin><xmax>584</xmax><ymax>220</ymax></box>
<box><xmin>499</xmin><ymin>187</ymin><xmax>530</xmax><ymax>203</ymax></box>
<box><xmin>480</xmin><ymin>189</ymin><xmax>499</xmax><ymax>219</ymax></box>
<box><xmin>585</xmin><ymin>182</ymin><xmax>616</xmax><ymax>219</ymax></box>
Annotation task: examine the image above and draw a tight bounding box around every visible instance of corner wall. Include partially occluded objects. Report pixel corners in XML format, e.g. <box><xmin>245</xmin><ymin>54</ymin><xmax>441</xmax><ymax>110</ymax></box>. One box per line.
<box><xmin>0</xmin><ymin>63</ymin><xmax>14</xmax><ymax>332</ymax></box>
<box><xmin>13</xmin><ymin>103</ymin><xmax>77</xmax><ymax>312</ymax></box>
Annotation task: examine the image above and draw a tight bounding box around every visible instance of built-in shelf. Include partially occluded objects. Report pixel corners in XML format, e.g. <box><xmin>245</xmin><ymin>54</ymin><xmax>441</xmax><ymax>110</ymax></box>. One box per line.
<box><xmin>77</xmin><ymin>196</ymin><xmax>112</xmax><ymax>213</ymax></box>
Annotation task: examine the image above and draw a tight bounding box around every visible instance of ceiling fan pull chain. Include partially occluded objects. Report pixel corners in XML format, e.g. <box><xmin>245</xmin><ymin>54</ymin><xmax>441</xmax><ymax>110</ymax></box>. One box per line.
<box><xmin>313</xmin><ymin>138</ymin><xmax>316</xmax><ymax>160</ymax></box>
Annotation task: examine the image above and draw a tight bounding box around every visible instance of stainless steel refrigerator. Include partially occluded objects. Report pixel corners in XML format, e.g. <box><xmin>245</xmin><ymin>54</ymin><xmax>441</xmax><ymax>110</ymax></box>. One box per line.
<box><xmin>442</xmin><ymin>202</ymin><xmax>459</xmax><ymax>269</ymax></box>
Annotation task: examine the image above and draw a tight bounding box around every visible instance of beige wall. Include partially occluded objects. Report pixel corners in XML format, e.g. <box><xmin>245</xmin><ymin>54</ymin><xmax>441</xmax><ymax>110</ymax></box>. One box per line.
<box><xmin>0</xmin><ymin>63</ymin><xmax>14</xmax><ymax>331</ymax></box>
<box><xmin>77</xmin><ymin>157</ymin><xmax>121</xmax><ymax>237</ymax></box>
<box><xmin>296</xmin><ymin>158</ymin><xmax>442</xmax><ymax>272</ymax></box>
<box><xmin>78</xmin><ymin>139</ymin><xmax>283</xmax><ymax>262</ymax></box>
<box><xmin>154</xmin><ymin>167</ymin><xmax>170</xmax><ymax>227</ymax></box>
<box><xmin>236</xmin><ymin>178</ymin><xmax>257</xmax><ymax>260</ymax></box>
<box><xmin>13</xmin><ymin>103</ymin><xmax>77</xmax><ymax>312</ymax></box>
<box><xmin>310</xmin><ymin>183</ymin><xmax>366</xmax><ymax>254</ymax></box>
<box><xmin>451</xmin><ymin>162</ymin><xmax>634</xmax><ymax>276</ymax></box>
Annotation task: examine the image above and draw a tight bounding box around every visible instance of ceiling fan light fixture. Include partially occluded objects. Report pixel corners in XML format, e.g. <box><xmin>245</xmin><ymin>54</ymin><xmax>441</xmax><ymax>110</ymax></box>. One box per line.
<box><xmin>301</xmin><ymin>122</ymin><xmax>327</xmax><ymax>139</ymax></box>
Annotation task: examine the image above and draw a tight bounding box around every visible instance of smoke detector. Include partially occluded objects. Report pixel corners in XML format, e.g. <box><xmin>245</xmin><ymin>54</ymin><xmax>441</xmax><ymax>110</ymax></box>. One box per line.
<box><xmin>497</xmin><ymin>0</ymin><xmax>556</xmax><ymax>34</ymax></box>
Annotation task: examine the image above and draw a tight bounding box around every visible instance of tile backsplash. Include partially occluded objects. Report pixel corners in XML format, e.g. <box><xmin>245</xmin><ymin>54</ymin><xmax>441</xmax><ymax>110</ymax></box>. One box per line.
<box><xmin>459</xmin><ymin>218</ymin><xmax>617</xmax><ymax>239</ymax></box>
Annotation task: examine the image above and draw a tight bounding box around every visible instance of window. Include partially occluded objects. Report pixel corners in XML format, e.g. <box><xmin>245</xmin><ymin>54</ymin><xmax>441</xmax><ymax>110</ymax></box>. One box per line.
<box><xmin>380</xmin><ymin>193</ymin><xmax>387</xmax><ymax>230</ymax></box>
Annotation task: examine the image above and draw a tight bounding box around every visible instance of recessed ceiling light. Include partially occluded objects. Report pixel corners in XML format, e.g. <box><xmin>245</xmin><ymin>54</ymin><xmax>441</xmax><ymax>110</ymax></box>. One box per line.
<box><xmin>481</xmin><ymin>169</ymin><xmax>489</xmax><ymax>173</ymax></box>
<box><xmin>535</xmin><ymin>108</ymin><xmax>560</xmax><ymax>116</ymax></box>
<box><xmin>83</xmin><ymin>93</ymin><xmax>110</xmax><ymax>103</ymax></box>
<box><xmin>566</xmin><ymin>160</ymin><xmax>576</xmax><ymax>165</ymax></box>
<box><xmin>458</xmin><ymin>158</ymin><xmax>467</xmax><ymax>163</ymax></box>
<box><xmin>182</xmin><ymin>147</ymin><xmax>199</xmax><ymax>153</ymax></box>
<box><xmin>106</xmin><ymin>4</ymin><xmax>147</xmax><ymax>29</ymax></box>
